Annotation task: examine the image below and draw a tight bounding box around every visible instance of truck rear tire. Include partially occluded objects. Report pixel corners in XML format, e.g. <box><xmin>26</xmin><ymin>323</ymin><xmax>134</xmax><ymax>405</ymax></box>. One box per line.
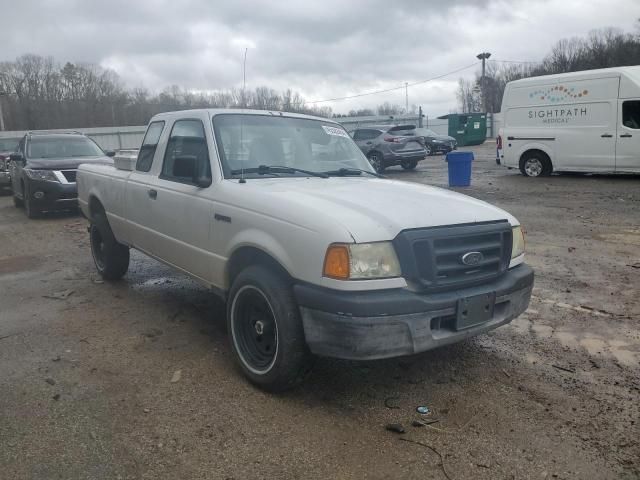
<box><xmin>520</xmin><ymin>151</ymin><xmax>552</xmax><ymax>177</ymax></box>
<box><xmin>90</xmin><ymin>213</ymin><xmax>130</xmax><ymax>281</ymax></box>
<box><xmin>227</xmin><ymin>265</ymin><xmax>313</xmax><ymax>392</ymax></box>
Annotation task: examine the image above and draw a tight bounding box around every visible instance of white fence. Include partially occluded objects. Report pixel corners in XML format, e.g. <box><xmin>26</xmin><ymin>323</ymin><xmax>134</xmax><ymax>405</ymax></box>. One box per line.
<box><xmin>0</xmin><ymin>125</ymin><xmax>147</xmax><ymax>150</ymax></box>
<box><xmin>0</xmin><ymin>112</ymin><xmax>501</xmax><ymax>150</ymax></box>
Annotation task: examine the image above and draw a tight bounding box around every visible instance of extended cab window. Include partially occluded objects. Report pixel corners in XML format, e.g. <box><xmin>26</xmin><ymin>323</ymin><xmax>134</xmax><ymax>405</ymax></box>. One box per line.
<box><xmin>161</xmin><ymin>119</ymin><xmax>211</xmax><ymax>183</ymax></box>
<box><xmin>622</xmin><ymin>101</ymin><xmax>640</xmax><ymax>129</ymax></box>
<box><xmin>136</xmin><ymin>121</ymin><xmax>165</xmax><ymax>172</ymax></box>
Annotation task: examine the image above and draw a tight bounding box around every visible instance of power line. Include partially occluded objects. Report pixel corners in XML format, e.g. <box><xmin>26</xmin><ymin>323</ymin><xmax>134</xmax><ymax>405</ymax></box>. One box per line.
<box><xmin>491</xmin><ymin>59</ymin><xmax>542</xmax><ymax>65</ymax></box>
<box><xmin>302</xmin><ymin>62</ymin><xmax>480</xmax><ymax>105</ymax></box>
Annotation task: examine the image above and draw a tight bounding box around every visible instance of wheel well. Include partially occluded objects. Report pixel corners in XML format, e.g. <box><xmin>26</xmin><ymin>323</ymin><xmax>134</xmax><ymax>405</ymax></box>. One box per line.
<box><xmin>520</xmin><ymin>149</ymin><xmax>551</xmax><ymax>166</ymax></box>
<box><xmin>227</xmin><ymin>247</ymin><xmax>292</xmax><ymax>288</ymax></box>
<box><xmin>88</xmin><ymin>196</ymin><xmax>105</xmax><ymax>220</ymax></box>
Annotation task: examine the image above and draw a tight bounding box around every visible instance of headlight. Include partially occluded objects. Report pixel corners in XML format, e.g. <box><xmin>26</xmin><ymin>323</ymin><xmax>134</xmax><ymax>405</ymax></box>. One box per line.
<box><xmin>433</xmin><ymin>139</ymin><xmax>443</xmax><ymax>143</ymax></box>
<box><xmin>323</xmin><ymin>242</ymin><xmax>401</xmax><ymax>280</ymax></box>
<box><xmin>23</xmin><ymin>169</ymin><xmax>59</xmax><ymax>182</ymax></box>
<box><xmin>511</xmin><ymin>226</ymin><xmax>525</xmax><ymax>259</ymax></box>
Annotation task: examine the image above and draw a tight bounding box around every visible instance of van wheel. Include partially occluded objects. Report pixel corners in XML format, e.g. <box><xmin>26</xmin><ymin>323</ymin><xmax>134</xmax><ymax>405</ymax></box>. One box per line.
<box><xmin>90</xmin><ymin>213</ymin><xmax>130</xmax><ymax>280</ymax></box>
<box><xmin>227</xmin><ymin>265</ymin><xmax>313</xmax><ymax>392</ymax></box>
<box><xmin>520</xmin><ymin>151</ymin><xmax>552</xmax><ymax>177</ymax></box>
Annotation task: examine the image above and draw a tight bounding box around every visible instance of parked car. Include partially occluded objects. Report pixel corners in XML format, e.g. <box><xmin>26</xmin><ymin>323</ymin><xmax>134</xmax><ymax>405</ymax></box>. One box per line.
<box><xmin>349</xmin><ymin>124</ymin><xmax>427</xmax><ymax>172</ymax></box>
<box><xmin>10</xmin><ymin>131</ymin><xmax>114</xmax><ymax>218</ymax></box>
<box><xmin>405</xmin><ymin>127</ymin><xmax>457</xmax><ymax>155</ymax></box>
<box><xmin>77</xmin><ymin>109</ymin><xmax>533</xmax><ymax>392</ymax></box>
<box><xmin>497</xmin><ymin>66</ymin><xmax>640</xmax><ymax>176</ymax></box>
<box><xmin>0</xmin><ymin>136</ymin><xmax>21</xmax><ymax>192</ymax></box>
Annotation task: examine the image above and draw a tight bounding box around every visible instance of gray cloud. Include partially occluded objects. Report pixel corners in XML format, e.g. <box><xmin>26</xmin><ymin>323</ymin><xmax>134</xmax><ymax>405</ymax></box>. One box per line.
<box><xmin>1</xmin><ymin>0</ymin><xmax>638</xmax><ymax>114</ymax></box>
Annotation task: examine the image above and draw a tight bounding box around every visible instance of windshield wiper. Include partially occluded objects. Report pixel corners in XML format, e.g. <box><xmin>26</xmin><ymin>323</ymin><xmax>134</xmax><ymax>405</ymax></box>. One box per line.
<box><xmin>231</xmin><ymin>165</ymin><xmax>328</xmax><ymax>178</ymax></box>
<box><xmin>323</xmin><ymin>167</ymin><xmax>385</xmax><ymax>178</ymax></box>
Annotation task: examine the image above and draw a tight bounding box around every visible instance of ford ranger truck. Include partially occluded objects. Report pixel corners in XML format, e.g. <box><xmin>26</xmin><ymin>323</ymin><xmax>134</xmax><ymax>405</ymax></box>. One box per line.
<box><xmin>77</xmin><ymin>109</ymin><xmax>534</xmax><ymax>392</ymax></box>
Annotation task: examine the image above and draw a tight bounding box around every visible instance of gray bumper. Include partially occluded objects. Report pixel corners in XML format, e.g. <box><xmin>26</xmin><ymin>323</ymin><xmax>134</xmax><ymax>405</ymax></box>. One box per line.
<box><xmin>296</xmin><ymin>264</ymin><xmax>533</xmax><ymax>360</ymax></box>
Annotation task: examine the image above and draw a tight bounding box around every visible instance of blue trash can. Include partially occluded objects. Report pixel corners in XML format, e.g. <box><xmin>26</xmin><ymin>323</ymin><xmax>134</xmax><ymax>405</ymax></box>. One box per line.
<box><xmin>445</xmin><ymin>151</ymin><xmax>474</xmax><ymax>187</ymax></box>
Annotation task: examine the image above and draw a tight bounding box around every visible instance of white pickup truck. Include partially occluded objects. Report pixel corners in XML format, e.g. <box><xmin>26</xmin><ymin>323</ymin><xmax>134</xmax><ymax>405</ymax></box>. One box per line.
<box><xmin>78</xmin><ymin>109</ymin><xmax>533</xmax><ymax>391</ymax></box>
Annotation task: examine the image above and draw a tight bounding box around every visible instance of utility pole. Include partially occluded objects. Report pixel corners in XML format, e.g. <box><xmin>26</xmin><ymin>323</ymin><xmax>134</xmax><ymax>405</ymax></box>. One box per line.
<box><xmin>405</xmin><ymin>82</ymin><xmax>409</xmax><ymax>114</ymax></box>
<box><xmin>242</xmin><ymin>47</ymin><xmax>248</xmax><ymax>108</ymax></box>
<box><xmin>476</xmin><ymin>52</ymin><xmax>491</xmax><ymax>113</ymax></box>
<box><xmin>0</xmin><ymin>90</ymin><xmax>6</xmax><ymax>131</ymax></box>
<box><xmin>418</xmin><ymin>106</ymin><xmax>423</xmax><ymax>128</ymax></box>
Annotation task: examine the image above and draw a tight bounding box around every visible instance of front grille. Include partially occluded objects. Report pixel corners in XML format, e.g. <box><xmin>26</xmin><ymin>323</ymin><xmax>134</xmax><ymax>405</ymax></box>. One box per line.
<box><xmin>393</xmin><ymin>221</ymin><xmax>513</xmax><ymax>292</ymax></box>
<box><xmin>61</xmin><ymin>170</ymin><xmax>77</xmax><ymax>183</ymax></box>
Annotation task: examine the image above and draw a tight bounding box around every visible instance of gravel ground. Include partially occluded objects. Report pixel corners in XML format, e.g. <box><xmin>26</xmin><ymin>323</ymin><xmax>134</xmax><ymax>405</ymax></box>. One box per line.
<box><xmin>0</xmin><ymin>142</ymin><xmax>638</xmax><ymax>479</ymax></box>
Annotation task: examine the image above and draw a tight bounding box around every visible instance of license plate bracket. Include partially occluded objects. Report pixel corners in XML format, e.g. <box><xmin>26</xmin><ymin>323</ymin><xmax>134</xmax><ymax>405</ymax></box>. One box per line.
<box><xmin>456</xmin><ymin>292</ymin><xmax>496</xmax><ymax>330</ymax></box>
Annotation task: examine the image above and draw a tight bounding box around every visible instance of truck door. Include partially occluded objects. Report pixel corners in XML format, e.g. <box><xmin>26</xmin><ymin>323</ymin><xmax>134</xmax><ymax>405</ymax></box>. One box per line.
<box><xmin>147</xmin><ymin>118</ymin><xmax>215</xmax><ymax>283</ymax></box>
<box><xmin>126</xmin><ymin>121</ymin><xmax>166</xmax><ymax>249</ymax></box>
<box><xmin>616</xmin><ymin>99</ymin><xmax>640</xmax><ymax>172</ymax></box>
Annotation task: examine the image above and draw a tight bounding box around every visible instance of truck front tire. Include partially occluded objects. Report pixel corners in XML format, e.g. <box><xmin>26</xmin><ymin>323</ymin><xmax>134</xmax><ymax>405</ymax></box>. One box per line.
<box><xmin>227</xmin><ymin>265</ymin><xmax>313</xmax><ymax>392</ymax></box>
<box><xmin>89</xmin><ymin>213</ymin><xmax>130</xmax><ymax>280</ymax></box>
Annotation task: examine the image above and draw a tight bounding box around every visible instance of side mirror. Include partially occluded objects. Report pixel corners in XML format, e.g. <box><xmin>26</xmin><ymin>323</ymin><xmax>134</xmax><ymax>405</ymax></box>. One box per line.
<box><xmin>105</xmin><ymin>150</ymin><xmax>116</xmax><ymax>157</ymax></box>
<box><xmin>173</xmin><ymin>155</ymin><xmax>212</xmax><ymax>188</ymax></box>
<box><xmin>9</xmin><ymin>152</ymin><xmax>24</xmax><ymax>163</ymax></box>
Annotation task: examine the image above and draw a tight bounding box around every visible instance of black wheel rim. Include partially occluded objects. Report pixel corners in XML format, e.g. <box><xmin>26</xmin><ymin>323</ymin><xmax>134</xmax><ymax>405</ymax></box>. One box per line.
<box><xmin>231</xmin><ymin>286</ymin><xmax>278</xmax><ymax>374</ymax></box>
<box><xmin>368</xmin><ymin>154</ymin><xmax>380</xmax><ymax>171</ymax></box>
<box><xmin>90</xmin><ymin>226</ymin><xmax>106</xmax><ymax>270</ymax></box>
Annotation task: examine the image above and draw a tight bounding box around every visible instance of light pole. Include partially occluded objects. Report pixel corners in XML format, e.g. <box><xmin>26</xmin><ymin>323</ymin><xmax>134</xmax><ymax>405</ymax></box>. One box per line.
<box><xmin>0</xmin><ymin>90</ymin><xmax>6</xmax><ymax>131</ymax></box>
<box><xmin>476</xmin><ymin>52</ymin><xmax>491</xmax><ymax>113</ymax></box>
<box><xmin>405</xmin><ymin>82</ymin><xmax>409</xmax><ymax>114</ymax></box>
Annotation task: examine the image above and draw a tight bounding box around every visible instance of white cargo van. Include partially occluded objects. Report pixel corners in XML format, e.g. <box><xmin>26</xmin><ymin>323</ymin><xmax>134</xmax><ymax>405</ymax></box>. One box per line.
<box><xmin>497</xmin><ymin>66</ymin><xmax>640</xmax><ymax>176</ymax></box>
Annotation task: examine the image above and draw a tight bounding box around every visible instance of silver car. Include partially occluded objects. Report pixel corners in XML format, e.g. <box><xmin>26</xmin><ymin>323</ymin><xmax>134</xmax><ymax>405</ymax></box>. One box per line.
<box><xmin>350</xmin><ymin>125</ymin><xmax>427</xmax><ymax>172</ymax></box>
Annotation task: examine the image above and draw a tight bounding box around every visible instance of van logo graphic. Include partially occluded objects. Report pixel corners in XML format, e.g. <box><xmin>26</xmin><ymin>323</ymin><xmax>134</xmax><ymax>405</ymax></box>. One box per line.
<box><xmin>529</xmin><ymin>85</ymin><xmax>589</xmax><ymax>103</ymax></box>
<box><xmin>461</xmin><ymin>251</ymin><xmax>483</xmax><ymax>266</ymax></box>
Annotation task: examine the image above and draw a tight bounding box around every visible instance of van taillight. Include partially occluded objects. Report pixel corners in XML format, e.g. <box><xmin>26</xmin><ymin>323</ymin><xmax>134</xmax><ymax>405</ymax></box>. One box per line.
<box><xmin>497</xmin><ymin>135</ymin><xmax>503</xmax><ymax>149</ymax></box>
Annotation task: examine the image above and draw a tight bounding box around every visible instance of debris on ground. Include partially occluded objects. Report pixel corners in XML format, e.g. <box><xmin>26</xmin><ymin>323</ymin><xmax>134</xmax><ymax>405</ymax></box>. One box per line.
<box><xmin>170</xmin><ymin>370</ymin><xmax>182</xmax><ymax>383</ymax></box>
<box><xmin>412</xmin><ymin>419</ymin><xmax>440</xmax><ymax>427</ymax></box>
<box><xmin>52</xmin><ymin>394</ymin><xmax>60</xmax><ymax>401</ymax></box>
<box><xmin>399</xmin><ymin>438</ymin><xmax>451</xmax><ymax>480</ymax></box>
<box><xmin>384</xmin><ymin>396</ymin><xmax>400</xmax><ymax>409</ymax></box>
<box><xmin>142</xmin><ymin>328</ymin><xmax>164</xmax><ymax>339</ymax></box>
<box><xmin>43</xmin><ymin>289</ymin><xmax>74</xmax><ymax>300</ymax></box>
<box><xmin>416</xmin><ymin>406</ymin><xmax>431</xmax><ymax>415</ymax></box>
<box><xmin>45</xmin><ymin>378</ymin><xmax>56</xmax><ymax>385</ymax></box>
<box><xmin>385</xmin><ymin>423</ymin><xmax>406</xmax><ymax>434</ymax></box>
<box><xmin>552</xmin><ymin>364</ymin><xmax>576</xmax><ymax>373</ymax></box>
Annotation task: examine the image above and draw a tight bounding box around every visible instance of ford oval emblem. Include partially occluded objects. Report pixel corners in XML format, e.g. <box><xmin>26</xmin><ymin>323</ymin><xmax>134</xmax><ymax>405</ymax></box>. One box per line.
<box><xmin>461</xmin><ymin>251</ymin><xmax>483</xmax><ymax>266</ymax></box>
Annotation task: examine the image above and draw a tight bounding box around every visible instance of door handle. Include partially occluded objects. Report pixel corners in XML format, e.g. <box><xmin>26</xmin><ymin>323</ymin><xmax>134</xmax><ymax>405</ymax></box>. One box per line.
<box><xmin>365</xmin><ymin>141</ymin><xmax>373</xmax><ymax>145</ymax></box>
<box><xmin>620</xmin><ymin>134</ymin><xmax>632</xmax><ymax>138</ymax></box>
<box><xmin>601</xmin><ymin>134</ymin><xmax>612</xmax><ymax>138</ymax></box>
<box><xmin>147</xmin><ymin>189</ymin><xmax>157</xmax><ymax>199</ymax></box>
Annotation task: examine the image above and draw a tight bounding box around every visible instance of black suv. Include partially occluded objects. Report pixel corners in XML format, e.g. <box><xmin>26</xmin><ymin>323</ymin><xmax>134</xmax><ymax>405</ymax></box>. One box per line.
<box><xmin>10</xmin><ymin>131</ymin><xmax>114</xmax><ymax>218</ymax></box>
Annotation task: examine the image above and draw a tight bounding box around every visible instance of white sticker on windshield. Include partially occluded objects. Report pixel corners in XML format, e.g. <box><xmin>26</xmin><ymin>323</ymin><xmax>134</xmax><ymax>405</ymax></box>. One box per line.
<box><xmin>322</xmin><ymin>125</ymin><xmax>350</xmax><ymax>138</ymax></box>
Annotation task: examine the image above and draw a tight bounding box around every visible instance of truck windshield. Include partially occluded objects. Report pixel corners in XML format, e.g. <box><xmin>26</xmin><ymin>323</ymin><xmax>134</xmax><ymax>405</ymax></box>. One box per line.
<box><xmin>27</xmin><ymin>136</ymin><xmax>104</xmax><ymax>159</ymax></box>
<box><xmin>212</xmin><ymin>114</ymin><xmax>374</xmax><ymax>178</ymax></box>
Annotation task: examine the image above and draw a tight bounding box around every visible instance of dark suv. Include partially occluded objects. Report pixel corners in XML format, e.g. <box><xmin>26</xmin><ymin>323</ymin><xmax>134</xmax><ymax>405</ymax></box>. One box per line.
<box><xmin>10</xmin><ymin>131</ymin><xmax>114</xmax><ymax>218</ymax></box>
<box><xmin>350</xmin><ymin>125</ymin><xmax>427</xmax><ymax>172</ymax></box>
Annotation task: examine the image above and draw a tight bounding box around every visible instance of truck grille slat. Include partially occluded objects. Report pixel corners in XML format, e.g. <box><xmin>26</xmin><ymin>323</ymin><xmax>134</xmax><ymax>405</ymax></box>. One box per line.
<box><xmin>393</xmin><ymin>222</ymin><xmax>513</xmax><ymax>292</ymax></box>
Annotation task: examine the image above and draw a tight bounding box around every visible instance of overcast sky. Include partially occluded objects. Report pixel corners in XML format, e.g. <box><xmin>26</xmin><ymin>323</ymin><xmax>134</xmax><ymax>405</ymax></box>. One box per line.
<box><xmin>2</xmin><ymin>0</ymin><xmax>639</xmax><ymax>115</ymax></box>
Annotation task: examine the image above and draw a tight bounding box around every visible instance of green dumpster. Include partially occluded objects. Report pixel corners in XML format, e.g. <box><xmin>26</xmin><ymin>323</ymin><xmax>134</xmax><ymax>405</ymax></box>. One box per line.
<box><xmin>438</xmin><ymin>113</ymin><xmax>487</xmax><ymax>146</ymax></box>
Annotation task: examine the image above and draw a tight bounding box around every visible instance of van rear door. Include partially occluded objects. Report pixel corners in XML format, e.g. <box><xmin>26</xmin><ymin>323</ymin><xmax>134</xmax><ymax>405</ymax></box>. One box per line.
<box><xmin>616</xmin><ymin>99</ymin><xmax>640</xmax><ymax>172</ymax></box>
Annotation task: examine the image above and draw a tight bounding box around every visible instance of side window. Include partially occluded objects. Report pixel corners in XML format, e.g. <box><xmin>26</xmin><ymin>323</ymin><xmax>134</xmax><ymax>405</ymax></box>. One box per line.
<box><xmin>362</xmin><ymin>129</ymin><xmax>381</xmax><ymax>140</ymax></box>
<box><xmin>136</xmin><ymin>121</ymin><xmax>165</xmax><ymax>172</ymax></box>
<box><xmin>622</xmin><ymin>101</ymin><xmax>640</xmax><ymax>129</ymax></box>
<box><xmin>161</xmin><ymin>119</ymin><xmax>211</xmax><ymax>183</ymax></box>
<box><xmin>352</xmin><ymin>130</ymin><xmax>364</xmax><ymax>141</ymax></box>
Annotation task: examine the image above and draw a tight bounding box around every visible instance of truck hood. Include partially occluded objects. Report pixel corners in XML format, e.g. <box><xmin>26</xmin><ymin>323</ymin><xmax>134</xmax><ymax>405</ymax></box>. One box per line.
<box><xmin>238</xmin><ymin>177</ymin><xmax>518</xmax><ymax>242</ymax></box>
<box><xmin>26</xmin><ymin>156</ymin><xmax>113</xmax><ymax>170</ymax></box>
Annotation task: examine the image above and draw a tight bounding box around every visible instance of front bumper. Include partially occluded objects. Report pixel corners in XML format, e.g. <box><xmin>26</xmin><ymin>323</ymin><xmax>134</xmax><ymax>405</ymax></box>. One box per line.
<box><xmin>295</xmin><ymin>264</ymin><xmax>533</xmax><ymax>360</ymax></box>
<box><xmin>26</xmin><ymin>179</ymin><xmax>78</xmax><ymax>210</ymax></box>
<box><xmin>431</xmin><ymin>143</ymin><xmax>454</xmax><ymax>153</ymax></box>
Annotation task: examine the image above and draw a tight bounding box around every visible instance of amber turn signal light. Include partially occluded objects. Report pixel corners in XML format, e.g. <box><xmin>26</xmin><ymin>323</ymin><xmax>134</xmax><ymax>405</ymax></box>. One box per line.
<box><xmin>323</xmin><ymin>244</ymin><xmax>350</xmax><ymax>280</ymax></box>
